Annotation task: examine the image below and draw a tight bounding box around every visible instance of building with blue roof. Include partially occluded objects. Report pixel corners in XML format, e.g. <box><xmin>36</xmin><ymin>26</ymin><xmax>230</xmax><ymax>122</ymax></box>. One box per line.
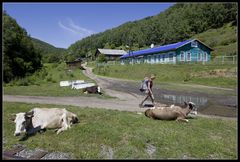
<box><xmin>120</xmin><ymin>39</ymin><xmax>213</xmax><ymax>64</ymax></box>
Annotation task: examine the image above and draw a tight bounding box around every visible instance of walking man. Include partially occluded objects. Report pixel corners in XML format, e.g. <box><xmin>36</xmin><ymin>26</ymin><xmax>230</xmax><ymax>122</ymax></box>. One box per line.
<box><xmin>139</xmin><ymin>74</ymin><xmax>156</xmax><ymax>108</ymax></box>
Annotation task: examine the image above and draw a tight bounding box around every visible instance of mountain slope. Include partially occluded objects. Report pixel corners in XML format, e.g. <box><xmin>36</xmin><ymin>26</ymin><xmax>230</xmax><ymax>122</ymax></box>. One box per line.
<box><xmin>67</xmin><ymin>3</ymin><xmax>237</xmax><ymax>60</ymax></box>
<box><xmin>192</xmin><ymin>22</ymin><xmax>237</xmax><ymax>58</ymax></box>
<box><xmin>31</xmin><ymin>37</ymin><xmax>67</xmax><ymax>63</ymax></box>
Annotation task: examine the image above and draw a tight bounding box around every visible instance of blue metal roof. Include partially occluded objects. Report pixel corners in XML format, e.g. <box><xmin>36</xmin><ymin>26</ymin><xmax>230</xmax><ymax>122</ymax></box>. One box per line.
<box><xmin>120</xmin><ymin>39</ymin><xmax>193</xmax><ymax>59</ymax></box>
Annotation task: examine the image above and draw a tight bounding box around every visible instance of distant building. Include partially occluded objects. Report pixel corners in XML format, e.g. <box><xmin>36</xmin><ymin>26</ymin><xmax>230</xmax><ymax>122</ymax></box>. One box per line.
<box><xmin>66</xmin><ymin>57</ymin><xmax>83</xmax><ymax>69</ymax></box>
<box><xmin>120</xmin><ymin>39</ymin><xmax>213</xmax><ymax>64</ymax></box>
<box><xmin>95</xmin><ymin>48</ymin><xmax>127</xmax><ymax>61</ymax></box>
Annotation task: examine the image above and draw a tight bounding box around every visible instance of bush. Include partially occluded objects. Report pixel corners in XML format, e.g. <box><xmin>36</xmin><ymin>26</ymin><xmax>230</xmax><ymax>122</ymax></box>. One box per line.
<box><xmin>59</xmin><ymin>73</ymin><xmax>64</xmax><ymax>79</ymax></box>
<box><xmin>46</xmin><ymin>75</ymin><xmax>53</xmax><ymax>82</ymax></box>
<box><xmin>183</xmin><ymin>73</ymin><xmax>192</xmax><ymax>82</ymax></box>
<box><xmin>16</xmin><ymin>78</ymin><xmax>30</xmax><ymax>86</ymax></box>
<box><xmin>97</xmin><ymin>54</ymin><xmax>107</xmax><ymax>63</ymax></box>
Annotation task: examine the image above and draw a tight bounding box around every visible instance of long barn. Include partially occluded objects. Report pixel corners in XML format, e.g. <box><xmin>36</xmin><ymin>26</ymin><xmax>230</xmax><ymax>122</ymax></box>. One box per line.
<box><xmin>120</xmin><ymin>39</ymin><xmax>213</xmax><ymax>64</ymax></box>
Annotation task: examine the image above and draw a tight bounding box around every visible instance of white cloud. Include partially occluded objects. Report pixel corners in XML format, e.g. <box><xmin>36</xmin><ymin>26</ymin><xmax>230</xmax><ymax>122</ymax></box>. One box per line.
<box><xmin>58</xmin><ymin>18</ymin><xmax>95</xmax><ymax>37</ymax></box>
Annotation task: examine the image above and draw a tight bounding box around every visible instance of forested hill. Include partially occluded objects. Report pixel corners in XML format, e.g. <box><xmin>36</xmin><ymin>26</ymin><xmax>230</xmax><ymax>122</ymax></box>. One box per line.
<box><xmin>31</xmin><ymin>37</ymin><xmax>67</xmax><ymax>63</ymax></box>
<box><xmin>67</xmin><ymin>3</ymin><xmax>237</xmax><ymax>60</ymax></box>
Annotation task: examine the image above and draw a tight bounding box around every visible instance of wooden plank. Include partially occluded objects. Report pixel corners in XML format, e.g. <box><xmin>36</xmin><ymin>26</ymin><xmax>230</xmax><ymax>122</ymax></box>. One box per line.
<box><xmin>28</xmin><ymin>151</ymin><xmax>48</xmax><ymax>159</ymax></box>
<box><xmin>3</xmin><ymin>145</ymin><xmax>25</xmax><ymax>155</ymax></box>
<box><xmin>3</xmin><ymin>152</ymin><xmax>26</xmax><ymax>160</ymax></box>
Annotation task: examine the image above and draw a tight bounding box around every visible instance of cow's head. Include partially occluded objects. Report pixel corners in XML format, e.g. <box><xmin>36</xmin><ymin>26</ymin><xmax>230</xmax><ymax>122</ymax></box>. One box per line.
<box><xmin>70</xmin><ymin>114</ymin><xmax>79</xmax><ymax>124</ymax></box>
<box><xmin>188</xmin><ymin>102</ymin><xmax>198</xmax><ymax>115</ymax></box>
<box><xmin>184</xmin><ymin>101</ymin><xmax>198</xmax><ymax>115</ymax></box>
<box><xmin>14</xmin><ymin>111</ymin><xmax>34</xmax><ymax>136</ymax></box>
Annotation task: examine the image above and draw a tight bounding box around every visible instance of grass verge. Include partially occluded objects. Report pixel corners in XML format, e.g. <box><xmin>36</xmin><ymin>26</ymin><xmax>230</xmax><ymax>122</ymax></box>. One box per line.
<box><xmin>3</xmin><ymin>102</ymin><xmax>237</xmax><ymax>159</ymax></box>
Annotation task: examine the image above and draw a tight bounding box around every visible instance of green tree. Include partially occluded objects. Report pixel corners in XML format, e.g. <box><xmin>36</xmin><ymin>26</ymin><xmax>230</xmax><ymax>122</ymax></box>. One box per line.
<box><xmin>97</xmin><ymin>54</ymin><xmax>107</xmax><ymax>63</ymax></box>
<box><xmin>66</xmin><ymin>3</ymin><xmax>237</xmax><ymax>60</ymax></box>
<box><xmin>3</xmin><ymin>11</ymin><xmax>42</xmax><ymax>83</ymax></box>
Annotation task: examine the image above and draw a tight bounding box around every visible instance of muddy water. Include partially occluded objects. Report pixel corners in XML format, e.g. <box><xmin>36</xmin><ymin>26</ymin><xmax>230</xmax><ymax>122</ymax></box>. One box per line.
<box><xmin>156</xmin><ymin>93</ymin><xmax>237</xmax><ymax>118</ymax></box>
<box><xmin>104</xmin><ymin>79</ymin><xmax>237</xmax><ymax>118</ymax></box>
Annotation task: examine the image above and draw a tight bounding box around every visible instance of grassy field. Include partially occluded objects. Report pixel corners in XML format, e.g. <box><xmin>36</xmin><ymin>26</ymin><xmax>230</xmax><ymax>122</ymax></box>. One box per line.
<box><xmin>3</xmin><ymin>63</ymin><xmax>109</xmax><ymax>98</ymax></box>
<box><xmin>93</xmin><ymin>63</ymin><xmax>237</xmax><ymax>89</ymax></box>
<box><xmin>3</xmin><ymin>102</ymin><xmax>237</xmax><ymax>159</ymax></box>
<box><xmin>193</xmin><ymin>22</ymin><xmax>237</xmax><ymax>57</ymax></box>
<box><xmin>3</xmin><ymin>62</ymin><xmax>236</xmax><ymax>96</ymax></box>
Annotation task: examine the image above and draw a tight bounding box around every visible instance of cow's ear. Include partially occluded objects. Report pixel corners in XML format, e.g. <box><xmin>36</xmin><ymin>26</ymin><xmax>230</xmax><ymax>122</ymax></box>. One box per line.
<box><xmin>25</xmin><ymin>111</ymin><xmax>34</xmax><ymax>118</ymax></box>
<box><xmin>10</xmin><ymin>114</ymin><xmax>16</xmax><ymax>122</ymax></box>
<box><xmin>184</xmin><ymin>101</ymin><xmax>188</xmax><ymax>106</ymax></box>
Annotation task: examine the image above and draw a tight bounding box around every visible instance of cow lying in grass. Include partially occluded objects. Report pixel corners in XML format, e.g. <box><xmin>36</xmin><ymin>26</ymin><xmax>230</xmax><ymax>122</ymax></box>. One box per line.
<box><xmin>83</xmin><ymin>86</ymin><xmax>102</xmax><ymax>95</ymax></box>
<box><xmin>144</xmin><ymin>102</ymin><xmax>197</xmax><ymax>122</ymax></box>
<box><xmin>12</xmin><ymin>108</ymin><xmax>79</xmax><ymax>140</ymax></box>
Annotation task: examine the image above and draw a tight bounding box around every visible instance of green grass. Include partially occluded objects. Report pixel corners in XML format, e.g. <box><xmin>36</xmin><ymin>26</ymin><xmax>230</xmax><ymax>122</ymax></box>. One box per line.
<box><xmin>3</xmin><ymin>102</ymin><xmax>237</xmax><ymax>159</ymax></box>
<box><xmin>93</xmin><ymin>63</ymin><xmax>237</xmax><ymax>89</ymax></box>
<box><xmin>193</xmin><ymin>22</ymin><xmax>237</xmax><ymax>57</ymax></box>
<box><xmin>3</xmin><ymin>62</ymin><xmax>110</xmax><ymax>98</ymax></box>
<box><xmin>3</xmin><ymin>83</ymin><xmax>108</xmax><ymax>98</ymax></box>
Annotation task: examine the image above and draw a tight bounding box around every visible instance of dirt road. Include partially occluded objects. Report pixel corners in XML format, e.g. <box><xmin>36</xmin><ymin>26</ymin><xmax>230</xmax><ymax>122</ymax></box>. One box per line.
<box><xmin>3</xmin><ymin>64</ymin><xmax>161</xmax><ymax>113</ymax></box>
<box><xmin>3</xmin><ymin>63</ymin><xmax>237</xmax><ymax>119</ymax></box>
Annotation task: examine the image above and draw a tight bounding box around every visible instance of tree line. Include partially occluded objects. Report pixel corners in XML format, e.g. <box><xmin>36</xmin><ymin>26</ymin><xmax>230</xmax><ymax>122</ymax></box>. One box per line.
<box><xmin>3</xmin><ymin>11</ymin><xmax>42</xmax><ymax>83</ymax></box>
<box><xmin>31</xmin><ymin>37</ymin><xmax>67</xmax><ymax>63</ymax></box>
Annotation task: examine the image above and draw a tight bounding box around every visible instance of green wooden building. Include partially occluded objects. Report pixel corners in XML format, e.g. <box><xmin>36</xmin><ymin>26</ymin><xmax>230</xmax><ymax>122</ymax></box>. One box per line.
<box><xmin>120</xmin><ymin>39</ymin><xmax>213</xmax><ymax>64</ymax></box>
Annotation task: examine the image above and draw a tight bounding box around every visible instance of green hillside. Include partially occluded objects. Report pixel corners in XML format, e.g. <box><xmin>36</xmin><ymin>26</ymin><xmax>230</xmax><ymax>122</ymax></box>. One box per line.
<box><xmin>67</xmin><ymin>3</ymin><xmax>237</xmax><ymax>60</ymax></box>
<box><xmin>31</xmin><ymin>37</ymin><xmax>67</xmax><ymax>63</ymax></box>
<box><xmin>192</xmin><ymin>22</ymin><xmax>237</xmax><ymax>58</ymax></box>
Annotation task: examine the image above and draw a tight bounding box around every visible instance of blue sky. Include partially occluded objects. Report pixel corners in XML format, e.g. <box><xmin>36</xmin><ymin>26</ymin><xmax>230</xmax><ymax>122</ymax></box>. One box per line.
<box><xmin>3</xmin><ymin>3</ymin><xmax>175</xmax><ymax>49</ymax></box>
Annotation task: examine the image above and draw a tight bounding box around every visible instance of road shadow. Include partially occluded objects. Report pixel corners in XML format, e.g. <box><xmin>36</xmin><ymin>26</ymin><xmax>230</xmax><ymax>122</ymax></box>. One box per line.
<box><xmin>142</xmin><ymin>104</ymin><xmax>154</xmax><ymax>108</ymax></box>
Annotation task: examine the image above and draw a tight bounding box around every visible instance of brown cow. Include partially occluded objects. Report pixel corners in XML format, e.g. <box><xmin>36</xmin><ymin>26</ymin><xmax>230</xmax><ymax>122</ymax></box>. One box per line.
<box><xmin>145</xmin><ymin>102</ymin><xmax>196</xmax><ymax>122</ymax></box>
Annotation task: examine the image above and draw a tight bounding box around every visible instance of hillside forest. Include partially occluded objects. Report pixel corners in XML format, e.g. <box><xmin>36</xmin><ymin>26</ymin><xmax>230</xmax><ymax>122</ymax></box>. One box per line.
<box><xmin>3</xmin><ymin>3</ymin><xmax>237</xmax><ymax>83</ymax></box>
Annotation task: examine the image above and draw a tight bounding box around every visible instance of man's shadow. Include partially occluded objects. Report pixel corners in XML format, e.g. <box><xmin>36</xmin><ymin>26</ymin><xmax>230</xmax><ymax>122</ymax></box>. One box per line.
<box><xmin>142</xmin><ymin>103</ymin><xmax>155</xmax><ymax>108</ymax></box>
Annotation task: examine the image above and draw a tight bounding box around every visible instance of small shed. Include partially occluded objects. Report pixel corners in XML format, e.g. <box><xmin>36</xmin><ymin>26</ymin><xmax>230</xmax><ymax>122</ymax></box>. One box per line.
<box><xmin>95</xmin><ymin>48</ymin><xmax>127</xmax><ymax>61</ymax></box>
<box><xmin>66</xmin><ymin>57</ymin><xmax>83</xmax><ymax>69</ymax></box>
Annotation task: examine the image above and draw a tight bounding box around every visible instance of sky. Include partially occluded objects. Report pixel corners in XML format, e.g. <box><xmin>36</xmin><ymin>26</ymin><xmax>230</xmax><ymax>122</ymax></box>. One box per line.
<box><xmin>3</xmin><ymin>3</ymin><xmax>175</xmax><ymax>49</ymax></box>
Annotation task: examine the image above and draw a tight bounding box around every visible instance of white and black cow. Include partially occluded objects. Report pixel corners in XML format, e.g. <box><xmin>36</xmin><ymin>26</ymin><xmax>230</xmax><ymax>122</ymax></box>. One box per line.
<box><xmin>83</xmin><ymin>86</ymin><xmax>102</xmax><ymax>95</ymax></box>
<box><xmin>13</xmin><ymin>108</ymin><xmax>79</xmax><ymax>140</ymax></box>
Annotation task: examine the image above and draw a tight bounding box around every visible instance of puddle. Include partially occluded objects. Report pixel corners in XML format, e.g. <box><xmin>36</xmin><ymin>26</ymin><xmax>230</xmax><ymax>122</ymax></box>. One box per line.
<box><xmin>107</xmin><ymin>80</ymin><xmax>237</xmax><ymax>118</ymax></box>
<box><xmin>157</xmin><ymin>93</ymin><xmax>237</xmax><ymax>118</ymax></box>
<box><xmin>159</xmin><ymin>94</ymin><xmax>208</xmax><ymax>107</ymax></box>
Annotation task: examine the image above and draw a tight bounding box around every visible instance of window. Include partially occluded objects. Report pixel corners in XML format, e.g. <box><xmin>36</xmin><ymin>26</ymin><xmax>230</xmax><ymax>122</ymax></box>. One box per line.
<box><xmin>162</xmin><ymin>55</ymin><xmax>165</xmax><ymax>61</ymax></box>
<box><xmin>187</xmin><ymin>52</ymin><xmax>191</xmax><ymax>61</ymax></box>
<box><xmin>154</xmin><ymin>55</ymin><xmax>157</xmax><ymax>62</ymax></box>
<box><xmin>198</xmin><ymin>52</ymin><xmax>202</xmax><ymax>61</ymax></box>
<box><xmin>203</xmin><ymin>52</ymin><xmax>207</xmax><ymax>61</ymax></box>
<box><xmin>159</xmin><ymin>55</ymin><xmax>162</xmax><ymax>62</ymax></box>
<box><xmin>148</xmin><ymin>55</ymin><xmax>151</xmax><ymax>62</ymax></box>
<box><xmin>169</xmin><ymin>53</ymin><xmax>174</xmax><ymax>61</ymax></box>
<box><xmin>180</xmin><ymin>51</ymin><xmax>185</xmax><ymax>61</ymax></box>
<box><xmin>191</xmin><ymin>41</ymin><xmax>198</xmax><ymax>47</ymax></box>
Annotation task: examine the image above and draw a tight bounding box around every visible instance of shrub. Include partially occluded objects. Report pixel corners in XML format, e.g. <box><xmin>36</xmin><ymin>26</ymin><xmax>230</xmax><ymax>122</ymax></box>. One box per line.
<box><xmin>16</xmin><ymin>78</ymin><xmax>30</xmax><ymax>86</ymax></box>
<box><xmin>46</xmin><ymin>75</ymin><xmax>53</xmax><ymax>82</ymax></box>
<box><xmin>183</xmin><ymin>73</ymin><xmax>192</xmax><ymax>82</ymax></box>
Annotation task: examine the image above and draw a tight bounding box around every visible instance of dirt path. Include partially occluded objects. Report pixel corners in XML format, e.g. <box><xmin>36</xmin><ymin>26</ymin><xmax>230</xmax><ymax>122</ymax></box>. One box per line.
<box><xmin>3</xmin><ymin>64</ymin><xmax>162</xmax><ymax>113</ymax></box>
<box><xmin>82</xmin><ymin>63</ymin><xmax>142</xmax><ymax>101</ymax></box>
<box><xmin>3</xmin><ymin>95</ymin><xmax>144</xmax><ymax>112</ymax></box>
<box><xmin>3</xmin><ymin>63</ymin><xmax>237</xmax><ymax>120</ymax></box>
